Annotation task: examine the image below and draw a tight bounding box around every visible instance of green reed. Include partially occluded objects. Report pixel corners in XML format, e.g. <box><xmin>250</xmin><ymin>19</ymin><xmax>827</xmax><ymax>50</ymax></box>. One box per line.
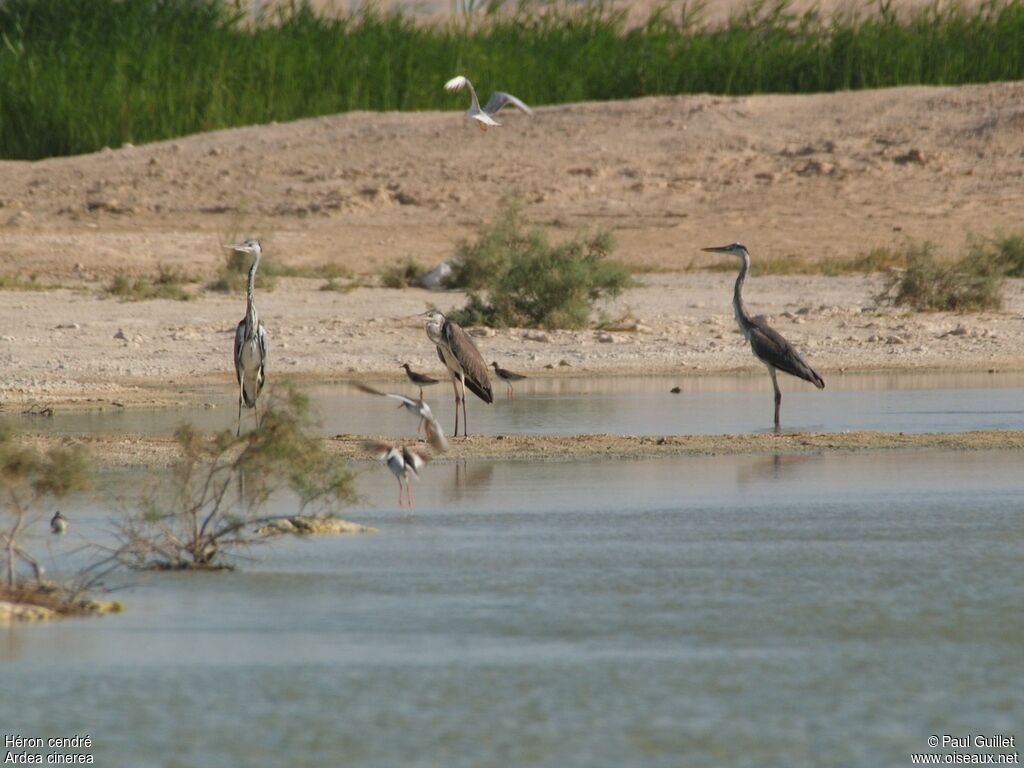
<box><xmin>1</xmin><ymin>0</ymin><xmax>1022</xmax><ymax>159</ymax></box>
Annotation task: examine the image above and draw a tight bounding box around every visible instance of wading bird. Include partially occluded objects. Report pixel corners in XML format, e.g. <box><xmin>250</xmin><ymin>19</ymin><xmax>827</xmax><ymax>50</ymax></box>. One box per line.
<box><xmin>50</xmin><ymin>511</ymin><xmax>67</xmax><ymax>535</ymax></box>
<box><xmin>701</xmin><ymin>242</ymin><xmax>824</xmax><ymax>430</ymax></box>
<box><xmin>227</xmin><ymin>239</ymin><xmax>268</xmax><ymax>436</ymax></box>
<box><xmin>363</xmin><ymin>441</ymin><xmax>431</xmax><ymax>512</ymax></box>
<box><xmin>444</xmin><ymin>75</ymin><xmax>534</xmax><ymax>131</ymax></box>
<box><xmin>401</xmin><ymin>363</ymin><xmax>440</xmax><ymax>399</ymax></box>
<box><xmin>352</xmin><ymin>382</ymin><xmax>449</xmax><ymax>453</ymax></box>
<box><xmin>490</xmin><ymin>361</ymin><xmax>527</xmax><ymax>399</ymax></box>
<box><xmin>424</xmin><ymin>310</ymin><xmax>493</xmax><ymax>437</ymax></box>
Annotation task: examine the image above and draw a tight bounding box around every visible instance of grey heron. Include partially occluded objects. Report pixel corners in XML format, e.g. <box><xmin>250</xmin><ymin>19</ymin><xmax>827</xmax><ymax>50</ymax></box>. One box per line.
<box><xmin>50</xmin><ymin>511</ymin><xmax>67</xmax><ymax>535</ymax></box>
<box><xmin>363</xmin><ymin>441</ymin><xmax>431</xmax><ymax>512</ymax></box>
<box><xmin>444</xmin><ymin>75</ymin><xmax>533</xmax><ymax>131</ymax></box>
<box><xmin>227</xmin><ymin>239</ymin><xmax>268</xmax><ymax>436</ymax></box>
<box><xmin>423</xmin><ymin>310</ymin><xmax>493</xmax><ymax>437</ymax></box>
<box><xmin>401</xmin><ymin>363</ymin><xmax>440</xmax><ymax>399</ymax></box>
<box><xmin>490</xmin><ymin>361</ymin><xmax>527</xmax><ymax>399</ymax></box>
<box><xmin>702</xmin><ymin>242</ymin><xmax>824</xmax><ymax>430</ymax></box>
<box><xmin>352</xmin><ymin>382</ymin><xmax>449</xmax><ymax>453</ymax></box>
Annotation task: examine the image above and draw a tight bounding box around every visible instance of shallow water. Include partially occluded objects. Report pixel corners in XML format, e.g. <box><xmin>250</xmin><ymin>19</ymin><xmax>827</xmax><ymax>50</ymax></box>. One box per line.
<box><xmin>10</xmin><ymin>370</ymin><xmax>1024</xmax><ymax>438</ymax></box>
<box><xmin>3</xmin><ymin>451</ymin><xmax>1022</xmax><ymax>767</ymax></box>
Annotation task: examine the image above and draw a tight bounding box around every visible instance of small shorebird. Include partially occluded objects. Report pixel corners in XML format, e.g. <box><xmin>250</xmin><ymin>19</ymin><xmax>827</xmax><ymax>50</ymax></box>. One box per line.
<box><xmin>227</xmin><ymin>239</ymin><xmax>268</xmax><ymax>436</ymax></box>
<box><xmin>50</xmin><ymin>511</ymin><xmax>68</xmax><ymax>535</ymax></box>
<box><xmin>444</xmin><ymin>75</ymin><xmax>533</xmax><ymax>131</ymax></box>
<box><xmin>490</xmin><ymin>361</ymin><xmax>527</xmax><ymax>399</ymax></box>
<box><xmin>364</xmin><ymin>441</ymin><xmax>431</xmax><ymax>512</ymax></box>
<box><xmin>423</xmin><ymin>310</ymin><xmax>493</xmax><ymax>437</ymax></box>
<box><xmin>401</xmin><ymin>363</ymin><xmax>440</xmax><ymax>399</ymax></box>
<box><xmin>352</xmin><ymin>382</ymin><xmax>449</xmax><ymax>453</ymax></box>
<box><xmin>701</xmin><ymin>242</ymin><xmax>825</xmax><ymax>430</ymax></box>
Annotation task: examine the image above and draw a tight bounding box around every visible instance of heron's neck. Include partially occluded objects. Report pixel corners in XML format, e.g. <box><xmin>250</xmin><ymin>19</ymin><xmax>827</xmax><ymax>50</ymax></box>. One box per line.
<box><xmin>245</xmin><ymin>258</ymin><xmax>260</xmax><ymax>332</ymax></box>
<box><xmin>733</xmin><ymin>252</ymin><xmax>753</xmax><ymax>333</ymax></box>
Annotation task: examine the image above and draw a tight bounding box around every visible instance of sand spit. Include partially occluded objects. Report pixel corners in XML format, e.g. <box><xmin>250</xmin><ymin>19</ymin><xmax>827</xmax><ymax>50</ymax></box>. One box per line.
<box><xmin>23</xmin><ymin>430</ymin><xmax>1024</xmax><ymax>468</ymax></box>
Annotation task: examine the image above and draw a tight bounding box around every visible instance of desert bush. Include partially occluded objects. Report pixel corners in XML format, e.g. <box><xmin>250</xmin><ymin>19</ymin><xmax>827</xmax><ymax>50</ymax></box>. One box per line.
<box><xmin>113</xmin><ymin>388</ymin><xmax>356</xmax><ymax>571</ymax></box>
<box><xmin>877</xmin><ymin>242</ymin><xmax>1003</xmax><ymax>311</ymax></box>
<box><xmin>107</xmin><ymin>266</ymin><xmax>191</xmax><ymax>301</ymax></box>
<box><xmin>446</xmin><ymin>204</ymin><xmax>631</xmax><ymax>329</ymax></box>
<box><xmin>380</xmin><ymin>258</ymin><xmax>426</xmax><ymax>289</ymax></box>
<box><xmin>970</xmin><ymin>233</ymin><xmax>1024</xmax><ymax>278</ymax></box>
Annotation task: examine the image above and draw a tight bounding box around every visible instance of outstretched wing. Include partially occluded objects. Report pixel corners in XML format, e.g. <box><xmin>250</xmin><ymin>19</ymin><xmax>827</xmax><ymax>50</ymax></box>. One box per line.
<box><xmin>361</xmin><ymin>440</ymin><xmax>392</xmax><ymax>460</ymax></box>
<box><xmin>483</xmin><ymin>91</ymin><xmax>533</xmax><ymax>117</ymax></box>
<box><xmin>444</xmin><ymin>321</ymin><xmax>494</xmax><ymax>404</ymax></box>
<box><xmin>424</xmin><ymin>417</ymin><xmax>449</xmax><ymax>453</ymax></box>
<box><xmin>402</xmin><ymin>447</ymin><xmax>431</xmax><ymax>478</ymax></box>
<box><xmin>352</xmin><ymin>381</ymin><xmax>419</xmax><ymax>409</ymax></box>
<box><xmin>749</xmin><ymin>319</ymin><xmax>825</xmax><ymax>389</ymax></box>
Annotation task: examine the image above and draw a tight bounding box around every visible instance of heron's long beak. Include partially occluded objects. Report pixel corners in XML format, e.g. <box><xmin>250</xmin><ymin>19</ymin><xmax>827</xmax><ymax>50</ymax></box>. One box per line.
<box><xmin>701</xmin><ymin>245</ymin><xmax>735</xmax><ymax>254</ymax></box>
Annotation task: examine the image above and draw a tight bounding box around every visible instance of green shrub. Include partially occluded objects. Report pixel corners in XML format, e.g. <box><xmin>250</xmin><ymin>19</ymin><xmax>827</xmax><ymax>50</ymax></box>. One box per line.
<box><xmin>446</xmin><ymin>204</ymin><xmax>632</xmax><ymax>329</ymax></box>
<box><xmin>380</xmin><ymin>258</ymin><xmax>426</xmax><ymax>289</ymax></box>
<box><xmin>878</xmin><ymin>242</ymin><xmax>1003</xmax><ymax>311</ymax></box>
<box><xmin>970</xmin><ymin>233</ymin><xmax>1024</xmax><ymax>278</ymax></box>
<box><xmin>107</xmin><ymin>266</ymin><xmax>191</xmax><ymax>301</ymax></box>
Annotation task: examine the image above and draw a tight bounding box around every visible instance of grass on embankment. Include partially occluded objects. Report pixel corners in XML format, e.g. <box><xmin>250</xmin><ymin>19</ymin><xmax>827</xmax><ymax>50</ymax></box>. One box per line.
<box><xmin>2</xmin><ymin>0</ymin><xmax>1024</xmax><ymax>159</ymax></box>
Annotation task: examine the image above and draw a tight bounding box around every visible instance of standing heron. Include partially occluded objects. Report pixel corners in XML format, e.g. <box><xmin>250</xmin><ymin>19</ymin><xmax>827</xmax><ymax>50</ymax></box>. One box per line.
<box><xmin>227</xmin><ymin>239</ymin><xmax>268</xmax><ymax>436</ymax></box>
<box><xmin>50</xmin><ymin>511</ymin><xmax>68</xmax><ymax>535</ymax></box>
<box><xmin>423</xmin><ymin>310</ymin><xmax>493</xmax><ymax>437</ymax></box>
<box><xmin>364</xmin><ymin>441</ymin><xmax>431</xmax><ymax>512</ymax></box>
<box><xmin>401</xmin><ymin>363</ymin><xmax>440</xmax><ymax>399</ymax></box>
<box><xmin>701</xmin><ymin>242</ymin><xmax>824</xmax><ymax>430</ymax></box>
<box><xmin>444</xmin><ymin>75</ymin><xmax>534</xmax><ymax>131</ymax></box>
<box><xmin>490</xmin><ymin>361</ymin><xmax>527</xmax><ymax>399</ymax></box>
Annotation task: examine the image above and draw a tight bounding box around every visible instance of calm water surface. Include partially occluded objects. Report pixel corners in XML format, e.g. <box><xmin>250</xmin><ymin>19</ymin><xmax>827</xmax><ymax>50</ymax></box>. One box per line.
<box><xmin>3</xmin><ymin>451</ymin><xmax>1022</xmax><ymax>767</ymax></box>
<box><xmin>9</xmin><ymin>370</ymin><xmax>1024</xmax><ymax>438</ymax></box>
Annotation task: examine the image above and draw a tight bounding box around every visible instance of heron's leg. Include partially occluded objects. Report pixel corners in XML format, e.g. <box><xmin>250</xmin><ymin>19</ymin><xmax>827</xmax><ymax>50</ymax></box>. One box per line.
<box><xmin>237</xmin><ymin>380</ymin><xmax>244</xmax><ymax>437</ymax></box>
<box><xmin>450</xmin><ymin>377</ymin><xmax>460</xmax><ymax>436</ymax></box>
<box><xmin>769</xmin><ymin>367</ymin><xmax>781</xmax><ymax>431</ymax></box>
<box><xmin>459</xmin><ymin>374</ymin><xmax>468</xmax><ymax>436</ymax></box>
<box><xmin>398</xmin><ymin>479</ymin><xmax>404</xmax><ymax>509</ymax></box>
<box><xmin>407</xmin><ymin>480</ymin><xmax>414</xmax><ymax>511</ymax></box>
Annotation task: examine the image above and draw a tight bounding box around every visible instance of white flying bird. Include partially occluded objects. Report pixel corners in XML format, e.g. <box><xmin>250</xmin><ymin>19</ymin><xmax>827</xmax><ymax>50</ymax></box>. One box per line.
<box><xmin>352</xmin><ymin>382</ymin><xmax>449</xmax><ymax>453</ymax></box>
<box><xmin>444</xmin><ymin>75</ymin><xmax>533</xmax><ymax>131</ymax></box>
<box><xmin>364</xmin><ymin>441</ymin><xmax>431</xmax><ymax>512</ymax></box>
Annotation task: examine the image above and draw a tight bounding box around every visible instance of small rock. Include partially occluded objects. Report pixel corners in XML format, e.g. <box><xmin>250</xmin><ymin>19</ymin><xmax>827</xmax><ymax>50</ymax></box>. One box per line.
<box><xmin>669</xmin><ymin>386</ymin><xmax>681</xmax><ymax>394</ymax></box>
<box><xmin>468</xmin><ymin>327</ymin><xmax>495</xmax><ymax>338</ymax></box>
<box><xmin>113</xmin><ymin>328</ymin><xmax>127</xmax><ymax>341</ymax></box>
<box><xmin>596</xmin><ymin>332</ymin><xmax>614</xmax><ymax>343</ymax></box>
<box><xmin>558</xmin><ymin>359</ymin><xmax>571</xmax><ymax>367</ymax></box>
<box><xmin>886</xmin><ymin>335</ymin><xmax>906</xmax><ymax>345</ymax></box>
<box><xmin>523</xmin><ymin>330</ymin><xmax>550</xmax><ymax>343</ymax></box>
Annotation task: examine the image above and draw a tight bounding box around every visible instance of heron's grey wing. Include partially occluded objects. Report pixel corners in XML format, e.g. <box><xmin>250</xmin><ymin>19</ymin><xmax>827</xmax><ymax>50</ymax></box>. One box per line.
<box><xmin>233</xmin><ymin>320</ymin><xmax>245</xmax><ymax>385</ymax></box>
<box><xmin>483</xmin><ymin>91</ymin><xmax>533</xmax><ymax>116</ymax></box>
<box><xmin>748</xmin><ymin>319</ymin><xmax>824</xmax><ymax>388</ymax></box>
<box><xmin>258</xmin><ymin>319</ymin><xmax>268</xmax><ymax>369</ymax></box>
<box><xmin>443</xmin><ymin>321</ymin><xmax>494</xmax><ymax>403</ymax></box>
